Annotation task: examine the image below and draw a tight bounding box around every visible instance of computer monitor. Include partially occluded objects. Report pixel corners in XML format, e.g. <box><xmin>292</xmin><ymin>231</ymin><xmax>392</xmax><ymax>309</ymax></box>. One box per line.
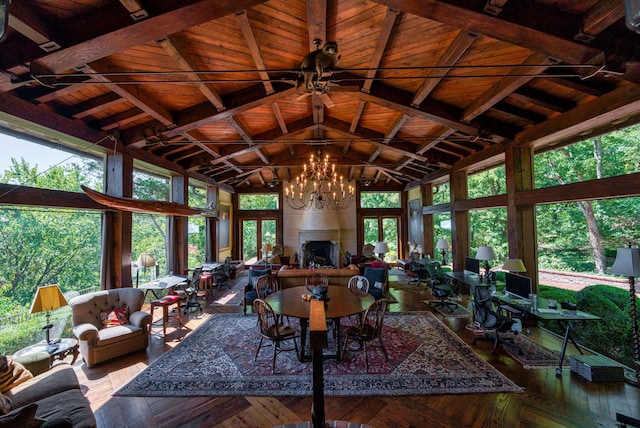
<box><xmin>464</xmin><ymin>257</ymin><xmax>480</xmax><ymax>274</ymax></box>
<box><xmin>505</xmin><ymin>272</ymin><xmax>532</xmax><ymax>299</ymax></box>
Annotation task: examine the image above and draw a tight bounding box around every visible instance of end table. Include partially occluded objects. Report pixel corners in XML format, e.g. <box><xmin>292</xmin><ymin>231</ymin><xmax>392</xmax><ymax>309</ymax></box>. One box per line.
<box><xmin>13</xmin><ymin>338</ymin><xmax>79</xmax><ymax>366</ymax></box>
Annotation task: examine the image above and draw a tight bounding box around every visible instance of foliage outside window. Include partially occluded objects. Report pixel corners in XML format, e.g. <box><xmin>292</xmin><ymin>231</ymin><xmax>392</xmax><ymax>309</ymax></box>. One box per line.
<box><xmin>432</xmin><ymin>182</ymin><xmax>450</xmax><ymax>205</ymax></box>
<box><xmin>468</xmin><ymin>166</ymin><xmax>506</xmax><ymax>199</ymax></box>
<box><xmin>239</xmin><ymin>194</ymin><xmax>279</xmax><ymax>210</ymax></box>
<box><xmin>360</xmin><ymin>192</ymin><xmax>400</xmax><ymax>208</ymax></box>
<box><xmin>468</xmin><ymin>207</ymin><xmax>507</xmax><ymax>262</ymax></box>
<box><xmin>187</xmin><ymin>184</ymin><xmax>207</xmax><ymax>268</ymax></box>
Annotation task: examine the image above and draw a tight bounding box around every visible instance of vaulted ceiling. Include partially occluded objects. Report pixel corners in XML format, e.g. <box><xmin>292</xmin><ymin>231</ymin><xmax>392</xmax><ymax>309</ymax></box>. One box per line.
<box><xmin>1</xmin><ymin>0</ymin><xmax>640</xmax><ymax>191</ymax></box>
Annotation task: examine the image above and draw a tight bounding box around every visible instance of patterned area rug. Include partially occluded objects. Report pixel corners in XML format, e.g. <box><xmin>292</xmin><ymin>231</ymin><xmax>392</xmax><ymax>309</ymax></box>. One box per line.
<box><xmin>502</xmin><ymin>334</ymin><xmax>567</xmax><ymax>369</ymax></box>
<box><xmin>422</xmin><ymin>300</ymin><xmax>472</xmax><ymax>318</ymax></box>
<box><xmin>116</xmin><ymin>312</ymin><xmax>521</xmax><ymax>397</ymax></box>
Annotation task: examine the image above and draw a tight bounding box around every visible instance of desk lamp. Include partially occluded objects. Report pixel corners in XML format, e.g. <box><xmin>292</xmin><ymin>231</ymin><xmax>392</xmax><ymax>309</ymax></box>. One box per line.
<box><xmin>30</xmin><ymin>285</ymin><xmax>68</xmax><ymax>351</ymax></box>
<box><xmin>502</xmin><ymin>258</ymin><xmax>526</xmax><ymax>273</ymax></box>
<box><xmin>436</xmin><ymin>239</ymin><xmax>450</xmax><ymax>265</ymax></box>
<box><xmin>136</xmin><ymin>252</ymin><xmax>157</xmax><ymax>286</ymax></box>
<box><xmin>609</xmin><ymin>245</ymin><xmax>640</xmax><ymax>386</ymax></box>
<box><xmin>374</xmin><ymin>241</ymin><xmax>389</xmax><ymax>263</ymax></box>
<box><xmin>475</xmin><ymin>246</ymin><xmax>496</xmax><ymax>282</ymax></box>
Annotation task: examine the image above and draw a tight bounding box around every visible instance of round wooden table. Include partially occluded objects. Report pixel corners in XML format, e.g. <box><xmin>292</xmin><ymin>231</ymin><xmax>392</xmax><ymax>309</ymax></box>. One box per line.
<box><xmin>265</xmin><ymin>285</ymin><xmax>374</xmax><ymax>361</ymax></box>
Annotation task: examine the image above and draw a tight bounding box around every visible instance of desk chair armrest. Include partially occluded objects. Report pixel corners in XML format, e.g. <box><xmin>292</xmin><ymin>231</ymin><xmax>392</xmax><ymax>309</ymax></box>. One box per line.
<box><xmin>129</xmin><ymin>310</ymin><xmax>152</xmax><ymax>329</ymax></box>
<box><xmin>73</xmin><ymin>323</ymin><xmax>99</xmax><ymax>344</ymax></box>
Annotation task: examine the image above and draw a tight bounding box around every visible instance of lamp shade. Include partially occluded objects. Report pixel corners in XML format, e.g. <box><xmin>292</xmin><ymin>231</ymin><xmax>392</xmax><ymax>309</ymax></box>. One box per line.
<box><xmin>609</xmin><ymin>247</ymin><xmax>640</xmax><ymax>277</ymax></box>
<box><xmin>436</xmin><ymin>238</ymin><xmax>450</xmax><ymax>250</ymax></box>
<box><xmin>30</xmin><ymin>285</ymin><xmax>68</xmax><ymax>314</ymax></box>
<box><xmin>261</xmin><ymin>243</ymin><xmax>273</xmax><ymax>253</ymax></box>
<box><xmin>475</xmin><ymin>246</ymin><xmax>496</xmax><ymax>261</ymax></box>
<box><xmin>137</xmin><ymin>252</ymin><xmax>156</xmax><ymax>268</ymax></box>
<box><xmin>503</xmin><ymin>258</ymin><xmax>526</xmax><ymax>272</ymax></box>
<box><xmin>374</xmin><ymin>241</ymin><xmax>389</xmax><ymax>254</ymax></box>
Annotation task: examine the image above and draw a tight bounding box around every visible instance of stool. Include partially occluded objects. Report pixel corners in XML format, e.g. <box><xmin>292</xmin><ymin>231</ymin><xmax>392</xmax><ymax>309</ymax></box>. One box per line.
<box><xmin>199</xmin><ymin>273</ymin><xmax>213</xmax><ymax>297</ymax></box>
<box><xmin>150</xmin><ymin>294</ymin><xmax>183</xmax><ymax>336</ymax></box>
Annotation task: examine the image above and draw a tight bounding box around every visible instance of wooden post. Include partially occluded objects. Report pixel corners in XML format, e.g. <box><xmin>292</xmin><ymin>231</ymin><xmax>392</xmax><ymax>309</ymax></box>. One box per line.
<box><xmin>309</xmin><ymin>299</ymin><xmax>328</xmax><ymax>428</ymax></box>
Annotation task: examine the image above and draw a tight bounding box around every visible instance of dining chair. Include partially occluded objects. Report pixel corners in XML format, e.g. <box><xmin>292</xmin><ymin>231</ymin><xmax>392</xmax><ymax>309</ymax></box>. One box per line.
<box><xmin>347</xmin><ymin>275</ymin><xmax>370</xmax><ymax>293</ymax></box>
<box><xmin>253</xmin><ymin>298</ymin><xmax>299</xmax><ymax>374</ymax></box>
<box><xmin>305</xmin><ymin>272</ymin><xmax>329</xmax><ymax>292</ymax></box>
<box><xmin>341</xmin><ymin>299</ymin><xmax>388</xmax><ymax>373</ymax></box>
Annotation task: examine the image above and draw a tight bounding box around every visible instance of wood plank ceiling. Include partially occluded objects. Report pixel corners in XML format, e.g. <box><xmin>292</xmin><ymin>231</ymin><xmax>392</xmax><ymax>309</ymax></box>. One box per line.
<box><xmin>1</xmin><ymin>0</ymin><xmax>640</xmax><ymax>191</ymax></box>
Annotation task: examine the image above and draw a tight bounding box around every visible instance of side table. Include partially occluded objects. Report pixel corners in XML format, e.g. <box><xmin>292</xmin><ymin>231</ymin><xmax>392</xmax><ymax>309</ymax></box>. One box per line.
<box><xmin>13</xmin><ymin>338</ymin><xmax>79</xmax><ymax>366</ymax></box>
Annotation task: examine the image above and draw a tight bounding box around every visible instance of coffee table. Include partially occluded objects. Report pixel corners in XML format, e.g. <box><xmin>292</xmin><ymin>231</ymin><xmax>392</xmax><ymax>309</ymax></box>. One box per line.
<box><xmin>13</xmin><ymin>338</ymin><xmax>79</xmax><ymax>366</ymax></box>
<box><xmin>265</xmin><ymin>285</ymin><xmax>374</xmax><ymax>361</ymax></box>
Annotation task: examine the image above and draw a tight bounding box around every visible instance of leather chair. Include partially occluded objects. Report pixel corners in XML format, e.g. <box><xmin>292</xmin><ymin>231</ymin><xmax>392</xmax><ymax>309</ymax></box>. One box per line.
<box><xmin>69</xmin><ymin>288</ymin><xmax>151</xmax><ymax>367</ymax></box>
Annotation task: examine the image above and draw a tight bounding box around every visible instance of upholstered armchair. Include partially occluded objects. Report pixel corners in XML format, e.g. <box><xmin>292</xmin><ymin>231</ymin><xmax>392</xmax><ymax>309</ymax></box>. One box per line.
<box><xmin>69</xmin><ymin>288</ymin><xmax>151</xmax><ymax>367</ymax></box>
<box><xmin>363</xmin><ymin>266</ymin><xmax>389</xmax><ymax>300</ymax></box>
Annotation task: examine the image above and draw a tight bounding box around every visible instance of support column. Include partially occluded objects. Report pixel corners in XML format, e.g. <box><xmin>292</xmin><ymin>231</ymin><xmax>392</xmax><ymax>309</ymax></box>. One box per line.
<box><xmin>421</xmin><ymin>183</ymin><xmax>434</xmax><ymax>258</ymax></box>
<box><xmin>169</xmin><ymin>175</ymin><xmax>189</xmax><ymax>275</ymax></box>
<box><xmin>450</xmin><ymin>170</ymin><xmax>469</xmax><ymax>272</ymax></box>
<box><xmin>505</xmin><ymin>145</ymin><xmax>538</xmax><ymax>290</ymax></box>
<box><xmin>205</xmin><ymin>186</ymin><xmax>218</xmax><ymax>262</ymax></box>
<box><xmin>103</xmin><ymin>153</ymin><xmax>133</xmax><ymax>289</ymax></box>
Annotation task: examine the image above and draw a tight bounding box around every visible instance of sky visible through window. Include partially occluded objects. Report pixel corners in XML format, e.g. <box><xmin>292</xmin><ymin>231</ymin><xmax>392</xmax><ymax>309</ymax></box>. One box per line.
<box><xmin>0</xmin><ymin>132</ymin><xmax>75</xmax><ymax>173</ymax></box>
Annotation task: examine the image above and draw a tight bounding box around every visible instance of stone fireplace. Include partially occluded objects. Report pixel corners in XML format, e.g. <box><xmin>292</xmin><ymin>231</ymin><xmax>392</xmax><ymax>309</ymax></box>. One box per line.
<box><xmin>297</xmin><ymin>209</ymin><xmax>341</xmax><ymax>268</ymax></box>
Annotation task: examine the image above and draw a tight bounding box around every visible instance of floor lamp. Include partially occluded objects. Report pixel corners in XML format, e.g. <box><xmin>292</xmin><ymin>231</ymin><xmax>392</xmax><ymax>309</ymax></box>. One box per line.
<box><xmin>609</xmin><ymin>246</ymin><xmax>640</xmax><ymax>386</ymax></box>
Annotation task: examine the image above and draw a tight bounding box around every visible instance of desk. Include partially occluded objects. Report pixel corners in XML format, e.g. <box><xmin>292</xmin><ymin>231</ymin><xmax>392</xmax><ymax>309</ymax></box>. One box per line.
<box><xmin>139</xmin><ymin>274</ymin><xmax>187</xmax><ymax>299</ymax></box>
<box><xmin>493</xmin><ymin>292</ymin><xmax>601</xmax><ymax>375</ymax></box>
<box><xmin>265</xmin><ymin>285</ymin><xmax>374</xmax><ymax>362</ymax></box>
<box><xmin>199</xmin><ymin>262</ymin><xmax>222</xmax><ymax>273</ymax></box>
<box><xmin>446</xmin><ymin>271</ymin><xmax>503</xmax><ymax>295</ymax></box>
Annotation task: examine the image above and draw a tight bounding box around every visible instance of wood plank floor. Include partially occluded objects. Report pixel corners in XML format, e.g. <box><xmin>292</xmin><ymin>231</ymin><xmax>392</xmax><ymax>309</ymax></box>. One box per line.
<box><xmin>70</xmin><ymin>273</ymin><xmax>640</xmax><ymax>428</ymax></box>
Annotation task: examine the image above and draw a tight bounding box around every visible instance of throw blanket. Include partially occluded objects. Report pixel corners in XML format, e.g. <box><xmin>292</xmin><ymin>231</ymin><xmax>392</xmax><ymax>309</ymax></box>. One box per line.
<box><xmin>0</xmin><ymin>356</ymin><xmax>33</xmax><ymax>394</ymax></box>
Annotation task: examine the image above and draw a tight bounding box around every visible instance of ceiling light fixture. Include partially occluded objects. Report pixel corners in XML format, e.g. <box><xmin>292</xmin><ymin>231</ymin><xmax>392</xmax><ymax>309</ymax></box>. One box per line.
<box><xmin>285</xmin><ymin>150</ymin><xmax>354</xmax><ymax>210</ymax></box>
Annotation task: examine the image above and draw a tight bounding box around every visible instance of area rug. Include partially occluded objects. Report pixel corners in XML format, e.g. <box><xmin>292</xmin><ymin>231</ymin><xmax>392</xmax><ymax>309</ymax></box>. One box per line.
<box><xmin>116</xmin><ymin>312</ymin><xmax>521</xmax><ymax>397</ymax></box>
<box><xmin>422</xmin><ymin>300</ymin><xmax>472</xmax><ymax>318</ymax></box>
<box><xmin>502</xmin><ymin>334</ymin><xmax>567</xmax><ymax>369</ymax></box>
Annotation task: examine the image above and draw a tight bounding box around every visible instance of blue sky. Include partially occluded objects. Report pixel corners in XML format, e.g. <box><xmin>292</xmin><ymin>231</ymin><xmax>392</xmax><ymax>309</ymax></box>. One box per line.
<box><xmin>0</xmin><ymin>132</ymin><xmax>75</xmax><ymax>174</ymax></box>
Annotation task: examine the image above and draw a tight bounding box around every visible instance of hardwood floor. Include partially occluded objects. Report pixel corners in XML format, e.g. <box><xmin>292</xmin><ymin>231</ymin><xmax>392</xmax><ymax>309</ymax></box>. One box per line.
<box><xmin>70</xmin><ymin>274</ymin><xmax>639</xmax><ymax>428</ymax></box>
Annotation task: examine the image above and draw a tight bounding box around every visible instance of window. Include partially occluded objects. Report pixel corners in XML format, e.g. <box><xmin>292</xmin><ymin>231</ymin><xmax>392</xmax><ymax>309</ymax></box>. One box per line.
<box><xmin>360</xmin><ymin>192</ymin><xmax>400</xmax><ymax>208</ymax></box>
<box><xmin>239</xmin><ymin>194</ymin><xmax>279</xmax><ymax>210</ymax></box>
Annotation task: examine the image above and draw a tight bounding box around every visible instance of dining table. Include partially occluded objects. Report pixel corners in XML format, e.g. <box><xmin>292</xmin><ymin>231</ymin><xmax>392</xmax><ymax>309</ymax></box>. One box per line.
<box><xmin>264</xmin><ymin>285</ymin><xmax>374</xmax><ymax>362</ymax></box>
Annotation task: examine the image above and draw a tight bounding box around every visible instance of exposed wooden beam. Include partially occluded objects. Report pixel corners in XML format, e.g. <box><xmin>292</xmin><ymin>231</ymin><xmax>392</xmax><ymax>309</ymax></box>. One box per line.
<box><xmin>462</xmin><ymin>53</ymin><xmax>557</xmax><ymax>122</ymax></box>
<box><xmin>236</xmin><ymin>10</ymin><xmax>274</xmax><ymax>95</ymax></box>
<box><xmin>156</xmin><ymin>36</ymin><xmax>226</xmax><ymax>111</ymax></box>
<box><xmin>372</xmin><ymin>0</ymin><xmax>602</xmax><ymax>64</ymax></box>
<box><xmin>8</xmin><ymin>1</ymin><xmax>60</xmax><ymax>51</ymax></box>
<box><xmin>576</xmin><ymin>0</ymin><xmax>624</xmax><ymax>42</ymax></box>
<box><xmin>412</xmin><ymin>30</ymin><xmax>478</xmax><ymax>107</ymax></box>
<box><xmin>97</xmin><ymin>109</ymin><xmax>148</xmax><ymax>131</ymax></box>
<box><xmin>362</xmin><ymin>8</ymin><xmax>400</xmax><ymax>93</ymax></box>
<box><xmin>0</xmin><ymin>0</ymin><xmax>269</xmax><ymax>91</ymax></box>
<box><xmin>64</xmin><ymin>93</ymin><xmax>124</xmax><ymax>119</ymax></box>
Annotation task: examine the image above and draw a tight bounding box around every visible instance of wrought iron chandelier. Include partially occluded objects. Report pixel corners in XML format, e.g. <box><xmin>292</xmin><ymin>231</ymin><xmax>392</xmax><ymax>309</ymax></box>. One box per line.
<box><xmin>285</xmin><ymin>151</ymin><xmax>354</xmax><ymax>210</ymax></box>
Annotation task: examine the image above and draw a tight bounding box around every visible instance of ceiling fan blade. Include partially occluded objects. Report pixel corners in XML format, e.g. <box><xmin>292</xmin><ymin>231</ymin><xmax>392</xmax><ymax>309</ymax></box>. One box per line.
<box><xmin>320</xmin><ymin>93</ymin><xmax>334</xmax><ymax>108</ymax></box>
<box><xmin>326</xmin><ymin>85</ymin><xmax>360</xmax><ymax>93</ymax></box>
<box><xmin>294</xmin><ymin>91</ymin><xmax>312</xmax><ymax>102</ymax></box>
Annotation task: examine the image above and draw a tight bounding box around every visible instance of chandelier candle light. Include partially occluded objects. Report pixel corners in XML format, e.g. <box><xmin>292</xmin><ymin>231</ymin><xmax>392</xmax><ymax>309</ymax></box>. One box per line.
<box><xmin>285</xmin><ymin>151</ymin><xmax>354</xmax><ymax>210</ymax></box>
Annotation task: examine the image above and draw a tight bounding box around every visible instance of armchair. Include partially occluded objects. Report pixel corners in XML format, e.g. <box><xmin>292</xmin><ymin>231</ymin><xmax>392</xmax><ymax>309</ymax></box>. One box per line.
<box><xmin>69</xmin><ymin>288</ymin><xmax>151</xmax><ymax>367</ymax></box>
<box><xmin>363</xmin><ymin>267</ymin><xmax>388</xmax><ymax>300</ymax></box>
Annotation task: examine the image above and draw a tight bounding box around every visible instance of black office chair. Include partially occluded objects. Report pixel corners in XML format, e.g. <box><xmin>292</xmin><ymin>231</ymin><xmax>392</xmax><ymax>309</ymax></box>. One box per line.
<box><xmin>177</xmin><ymin>267</ymin><xmax>204</xmax><ymax>314</ymax></box>
<box><xmin>213</xmin><ymin>257</ymin><xmax>232</xmax><ymax>291</ymax></box>
<box><xmin>471</xmin><ymin>286</ymin><xmax>522</xmax><ymax>354</ymax></box>
<box><xmin>408</xmin><ymin>253</ymin><xmax>429</xmax><ymax>287</ymax></box>
<box><xmin>425</xmin><ymin>261</ymin><xmax>457</xmax><ymax>312</ymax></box>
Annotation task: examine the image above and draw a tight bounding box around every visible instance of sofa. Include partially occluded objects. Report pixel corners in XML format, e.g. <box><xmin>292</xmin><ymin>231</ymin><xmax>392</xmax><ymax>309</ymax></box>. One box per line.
<box><xmin>1</xmin><ymin>356</ymin><xmax>95</xmax><ymax>427</ymax></box>
<box><xmin>277</xmin><ymin>265</ymin><xmax>360</xmax><ymax>289</ymax></box>
<box><xmin>69</xmin><ymin>288</ymin><xmax>151</xmax><ymax>367</ymax></box>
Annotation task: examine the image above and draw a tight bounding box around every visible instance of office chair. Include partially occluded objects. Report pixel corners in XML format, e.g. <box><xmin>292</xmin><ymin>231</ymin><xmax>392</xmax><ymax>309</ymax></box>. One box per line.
<box><xmin>408</xmin><ymin>253</ymin><xmax>429</xmax><ymax>287</ymax></box>
<box><xmin>177</xmin><ymin>267</ymin><xmax>204</xmax><ymax>314</ymax></box>
<box><xmin>425</xmin><ymin>261</ymin><xmax>457</xmax><ymax>313</ymax></box>
<box><xmin>472</xmin><ymin>286</ymin><xmax>522</xmax><ymax>354</ymax></box>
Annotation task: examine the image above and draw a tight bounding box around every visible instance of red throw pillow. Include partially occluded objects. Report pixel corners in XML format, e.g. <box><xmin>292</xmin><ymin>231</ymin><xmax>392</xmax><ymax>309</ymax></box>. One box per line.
<box><xmin>100</xmin><ymin>306</ymin><xmax>130</xmax><ymax>328</ymax></box>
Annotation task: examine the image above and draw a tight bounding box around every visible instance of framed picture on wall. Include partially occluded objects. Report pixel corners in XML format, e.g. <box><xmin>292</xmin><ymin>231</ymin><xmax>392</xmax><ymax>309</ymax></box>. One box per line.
<box><xmin>219</xmin><ymin>202</ymin><xmax>231</xmax><ymax>250</ymax></box>
<box><xmin>409</xmin><ymin>198</ymin><xmax>421</xmax><ymax>246</ymax></box>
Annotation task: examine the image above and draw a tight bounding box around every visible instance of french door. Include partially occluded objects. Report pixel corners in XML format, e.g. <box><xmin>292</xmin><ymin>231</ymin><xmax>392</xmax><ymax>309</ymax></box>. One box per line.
<box><xmin>241</xmin><ymin>219</ymin><xmax>276</xmax><ymax>263</ymax></box>
<box><xmin>362</xmin><ymin>216</ymin><xmax>399</xmax><ymax>261</ymax></box>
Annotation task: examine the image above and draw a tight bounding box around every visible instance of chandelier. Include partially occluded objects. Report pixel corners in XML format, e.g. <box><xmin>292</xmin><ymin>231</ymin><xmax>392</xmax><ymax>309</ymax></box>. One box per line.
<box><xmin>285</xmin><ymin>151</ymin><xmax>354</xmax><ymax>210</ymax></box>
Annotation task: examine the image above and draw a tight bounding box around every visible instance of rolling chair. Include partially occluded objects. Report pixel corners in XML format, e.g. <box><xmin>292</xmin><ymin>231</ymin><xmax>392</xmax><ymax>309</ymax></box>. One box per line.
<box><xmin>177</xmin><ymin>267</ymin><xmax>204</xmax><ymax>314</ymax></box>
<box><xmin>471</xmin><ymin>286</ymin><xmax>522</xmax><ymax>354</ymax></box>
<box><xmin>425</xmin><ymin>260</ymin><xmax>457</xmax><ymax>313</ymax></box>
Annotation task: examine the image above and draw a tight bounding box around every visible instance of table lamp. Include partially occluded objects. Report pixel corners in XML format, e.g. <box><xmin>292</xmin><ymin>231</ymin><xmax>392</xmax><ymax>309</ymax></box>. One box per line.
<box><xmin>374</xmin><ymin>241</ymin><xmax>389</xmax><ymax>262</ymax></box>
<box><xmin>608</xmin><ymin>245</ymin><xmax>640</xmax><ymax>386</ymax></box>
<box><xmin>30</xmin><ymin>285</ymin><xmax>68</xmax><ymax>350</ymax></box>
<box><xmin>502</xmin><ymin>258</ymin><xmax>526</xmax><ymax>273</ymax></box>
<box><xmin>436</xmin><ymin>239</ymin><xmax>450</xmax><ymax>265</ymax></box>
<box><xmin>136</xmin><ymin>252</ymin><xmax>157</xmax><ymax>286</ymax></box>
<box><xmin>475</xmin><ymin>246</ymin><xmax>496</xmax><ymax>281</ymax></box>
